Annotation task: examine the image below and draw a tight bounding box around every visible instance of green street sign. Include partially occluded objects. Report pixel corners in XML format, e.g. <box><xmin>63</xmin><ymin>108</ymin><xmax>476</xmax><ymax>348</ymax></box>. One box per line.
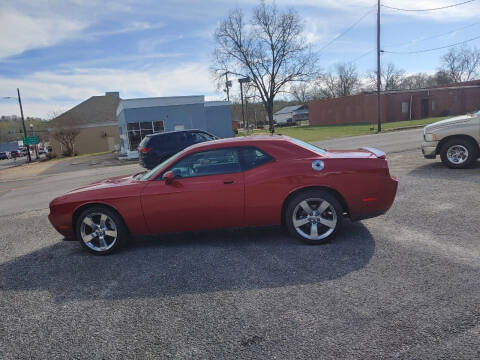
<box><xmin>23</xmin><ymin>136</ymin><xmax>39</xmax><ymax>145</ymax></box>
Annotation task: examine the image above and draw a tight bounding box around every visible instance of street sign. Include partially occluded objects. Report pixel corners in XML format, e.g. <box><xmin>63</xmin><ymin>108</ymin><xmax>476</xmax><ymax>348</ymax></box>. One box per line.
<box><xmin>23</xmin><ymin>136</ymin><xmax>39</xmax><ymax>145</ymax></box>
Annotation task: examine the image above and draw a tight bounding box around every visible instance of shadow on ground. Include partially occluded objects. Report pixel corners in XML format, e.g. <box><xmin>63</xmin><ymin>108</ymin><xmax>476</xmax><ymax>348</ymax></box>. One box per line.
<box><xmin>0</xmin><ymin>222</ymin><xmax>374</xmax><ymax>302</ymax></box>
<box><xmin>408</xmin><ymin>159</ymin><xmax>480</xmax><ymax>182</ymax></box>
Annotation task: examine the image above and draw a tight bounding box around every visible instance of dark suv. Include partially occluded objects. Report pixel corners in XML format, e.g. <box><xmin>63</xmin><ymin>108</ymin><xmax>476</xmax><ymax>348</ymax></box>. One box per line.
<box><xmin>138</xmin><ymin>129</ymin><xmax>217</xmax><ymax>169</ymax></box>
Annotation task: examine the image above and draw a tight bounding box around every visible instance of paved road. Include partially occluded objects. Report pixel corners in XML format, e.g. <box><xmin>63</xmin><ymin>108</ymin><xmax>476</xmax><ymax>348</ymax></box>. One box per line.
<box><xmin>314</xmin><ymin>128</ymin><xmax>424</xmax><ymax>153</ymax></box>
<box><xmin>0</xmin><ymin>163</ymin><xmax>141</xmax><ymax>216</ymax></box>
<box><xmin>0</xmin><ymin>147</ymin><xmax>479</xmax><ymax>359</ymax></box>
<box><xmin>0</xmin><ymin>156</ymin><xmax>28</xmax><ymax>170</ymax></box>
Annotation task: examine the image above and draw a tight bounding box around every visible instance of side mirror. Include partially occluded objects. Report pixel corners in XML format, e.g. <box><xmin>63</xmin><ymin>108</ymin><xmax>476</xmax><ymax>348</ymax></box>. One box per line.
<box><xmin>162</xmin><ymin>171</ymin><xmax>175</xmax><ymax>184</ymax></box>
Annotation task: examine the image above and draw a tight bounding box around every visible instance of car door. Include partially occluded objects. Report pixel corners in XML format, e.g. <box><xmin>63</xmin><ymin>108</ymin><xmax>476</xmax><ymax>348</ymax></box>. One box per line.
<box><xmin>141</xmin><ymin>147</ymin><xmax>245</xmax><ymax>234</ymax></box>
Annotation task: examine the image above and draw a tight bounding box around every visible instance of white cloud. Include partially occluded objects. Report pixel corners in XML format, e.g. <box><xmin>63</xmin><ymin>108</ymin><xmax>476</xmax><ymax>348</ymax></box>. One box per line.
<box><xmin>0</xmin><ymin>63</ymin><xmax>219</xmax><ymax>118</ymax></box>
<box><xmin>0</xmin><ymin>10</ymin><xmax>87</xmax><ymax>59</ymax></box>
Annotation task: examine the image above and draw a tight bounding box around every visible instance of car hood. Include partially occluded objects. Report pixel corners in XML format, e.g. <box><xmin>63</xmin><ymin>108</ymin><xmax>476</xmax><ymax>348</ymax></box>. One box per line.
<box><xmin>68</xmin><ymin>174</ymin><xmax>141</xmax><ymax>194</ymax></box>
<box><xmin>424</xmin><ymin>114</ymin><xmax>475</xmax><ymax>132</ymax></box>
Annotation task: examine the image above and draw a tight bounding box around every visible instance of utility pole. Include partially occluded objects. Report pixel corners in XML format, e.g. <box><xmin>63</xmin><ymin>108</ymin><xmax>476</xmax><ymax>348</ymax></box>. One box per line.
<box><xmin>376</xmin><ymin>0</ymin><xmax>382</xmax><ymax>132</ymax></box>
<box><xmin>238</xmin><ymin>77</ymin><xmax>251</xmax><ymax>131</ymax></box>
<box><xmin>239</xmin><ymin>80</ymin><xmax>245</xmax><ymax>130</ymax></box>
<box><xmin>224</xmin><ymin>72</ymin><xmax>231</xmax><ymax>102</ymax></box>
<box><xmin>17</xmin><ymin>88</ymin><xmax>31</xmax><ymax>163</ymax></box>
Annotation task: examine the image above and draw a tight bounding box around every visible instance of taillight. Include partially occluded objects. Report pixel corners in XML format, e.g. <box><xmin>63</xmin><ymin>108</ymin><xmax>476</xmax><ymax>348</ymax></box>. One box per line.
<box><xmin>139</xmin><ymin>147</ymin><xmax>152</xmax><ymax>154</ymax></box>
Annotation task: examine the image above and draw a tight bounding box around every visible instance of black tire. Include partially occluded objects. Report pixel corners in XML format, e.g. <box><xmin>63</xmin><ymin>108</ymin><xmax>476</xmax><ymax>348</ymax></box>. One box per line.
<box><xmin>285</xmin><ymin>190</ymin><xmax>344</xmax><ymax>245</ymax></box>
<box><xmin>75</xmin><ymin>206</ymin><xmax>129</xmax><ymax>255</ymax></box>
<box><xmin>440</xmin><ymin>137</ymin><xmax>479</xmax><ymax>169</ymax></box>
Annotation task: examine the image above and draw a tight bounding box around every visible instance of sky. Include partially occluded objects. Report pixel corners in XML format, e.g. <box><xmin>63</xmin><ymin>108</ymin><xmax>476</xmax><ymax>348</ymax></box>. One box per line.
<box><xmin>0</xmin><ymin>0</ymin><xmax>479</xmax><ymax>118</ymax></box>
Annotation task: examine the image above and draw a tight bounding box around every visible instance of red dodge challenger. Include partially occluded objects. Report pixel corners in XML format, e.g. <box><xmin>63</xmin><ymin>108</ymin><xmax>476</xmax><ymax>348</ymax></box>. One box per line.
<box><xmin>49</xmin><ymin>136</ymin><xmax>398</xmax><ymax>254</ymax></box>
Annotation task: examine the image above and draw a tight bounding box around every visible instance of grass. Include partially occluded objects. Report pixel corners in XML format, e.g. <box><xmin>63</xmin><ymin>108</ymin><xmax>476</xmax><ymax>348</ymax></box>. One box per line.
<box><xmin>237</xmin><ymin>117</ymin><xmax>446</xmax><ymax>143</ymax></box>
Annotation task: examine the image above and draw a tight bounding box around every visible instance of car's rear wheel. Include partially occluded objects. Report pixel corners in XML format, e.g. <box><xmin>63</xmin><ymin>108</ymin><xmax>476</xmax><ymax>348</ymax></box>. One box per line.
<box><xmin>75</xmin><ymin>206</ymin><xmax>128</xmax><ymax>255</ymax></box>
<box><xmin>285</xmin><ymin>190</ymin><xmax>343</xmax><ymax>244</ymax></box>
<box><xmin>440</xmin><ymin>137</ymin><xmax>478</xmax><ymax>169</ymax></box>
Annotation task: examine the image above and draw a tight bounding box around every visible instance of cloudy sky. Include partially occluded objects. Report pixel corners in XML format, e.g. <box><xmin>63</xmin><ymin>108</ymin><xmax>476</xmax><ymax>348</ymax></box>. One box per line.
<box><xmin>0</xmin><ymin>0</ymin><xmax>479</xmax><ymax>118</ymax></box>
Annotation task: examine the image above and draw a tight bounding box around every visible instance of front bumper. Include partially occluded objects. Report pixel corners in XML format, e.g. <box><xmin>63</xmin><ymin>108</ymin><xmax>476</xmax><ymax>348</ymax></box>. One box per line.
<box><xmin>48</xmin><ymin>211</ymin><xmax>74</xmax><ymax>238</ymax></box>
<box><xmin>421</xmin><ymin>141</ymin><xmax>438</xmax><ymax>159</ymax></box>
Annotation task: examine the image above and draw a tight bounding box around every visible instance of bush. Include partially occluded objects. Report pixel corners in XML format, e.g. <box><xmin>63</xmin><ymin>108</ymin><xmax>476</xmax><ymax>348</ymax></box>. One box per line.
<box><xmin>233</xmin><ymin>128</ymin><xmax>238</xmax><ymax>135</ymax></box>
<box><xmin>46</xmin><ymin>152</ymin><xmax>57</xmax><ymax>160</ymax></box>
<box><xmin>62</xmin><ymin>149</ymin><xmax>73</xmax><ymax>157</ymax></box>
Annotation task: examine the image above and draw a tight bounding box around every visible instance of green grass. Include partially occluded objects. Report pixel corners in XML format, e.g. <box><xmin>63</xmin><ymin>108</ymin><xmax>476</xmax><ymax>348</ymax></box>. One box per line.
<box><xmin>238</xmin><ymin>117</ymin><xmax>446</xmax><ymax>143</ymax></box>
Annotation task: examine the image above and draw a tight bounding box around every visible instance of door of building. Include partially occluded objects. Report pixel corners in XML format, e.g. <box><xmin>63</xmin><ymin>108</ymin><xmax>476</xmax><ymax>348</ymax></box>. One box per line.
<box><xmin>421</xmin><ymin>99</ymin><xmax>429</xmax><ymax>118</ymax></box>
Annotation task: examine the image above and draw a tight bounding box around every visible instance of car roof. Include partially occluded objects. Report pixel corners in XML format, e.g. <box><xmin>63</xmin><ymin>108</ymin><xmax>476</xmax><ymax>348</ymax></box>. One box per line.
<box><xmin>145</xmin><ymin>129</ymin><xmax>212</xmax><ymax>138</ymax></box>
<box><xmin>186</xmin><ymin>135</ymin><xmax>292</xmax><ymax>150</ymax></box>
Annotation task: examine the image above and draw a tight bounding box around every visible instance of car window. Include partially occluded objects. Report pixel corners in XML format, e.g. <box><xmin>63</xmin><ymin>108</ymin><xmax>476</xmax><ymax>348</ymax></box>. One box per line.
<box><xmin>239</xmin><ymin>147</ymin><xmax>274</xmax><ymax>171</ymax></box>
<box><xmin>167</xmin><ymin>148</ymin><xmax>241</xmax><ymax>178</ymax></box>
<box><xmin>289</xmin><ymin>138</ymin><xmax>327</xmax><ymax>155</ymax></box>
<box><xmin>195</xmin><ymin>132</ymin><xmax>215</xmax><ymax>141</ymax></box>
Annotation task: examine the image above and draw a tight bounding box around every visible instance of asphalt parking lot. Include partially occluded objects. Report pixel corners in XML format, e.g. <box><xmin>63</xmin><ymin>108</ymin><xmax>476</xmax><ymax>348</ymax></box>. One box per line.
<box><xmin>0</xmin><ymin>147</ymin><xmax>479</xmax><ymax>359</ymax></box>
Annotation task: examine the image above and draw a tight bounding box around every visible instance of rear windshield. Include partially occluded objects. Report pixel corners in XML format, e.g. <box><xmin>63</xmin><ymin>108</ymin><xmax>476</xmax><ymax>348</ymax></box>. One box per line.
<box><xmin>289</xmin><ymin>138</ymin><xmax>327</xmax><ymax>155</ymax></box>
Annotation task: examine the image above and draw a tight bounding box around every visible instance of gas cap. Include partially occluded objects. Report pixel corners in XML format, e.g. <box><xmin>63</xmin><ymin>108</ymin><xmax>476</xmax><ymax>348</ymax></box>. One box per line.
<box><xmin>312</xmin><ymin>160</ymin><xmax>324</xmax><ymax>171</ymax></box>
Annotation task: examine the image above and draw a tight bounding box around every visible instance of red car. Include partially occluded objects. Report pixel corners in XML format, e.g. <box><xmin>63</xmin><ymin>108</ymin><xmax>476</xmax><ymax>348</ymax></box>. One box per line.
<box><xmin>49</xmin><ymin>136</ymin><xmax>398</xmax><ymax>254</ymax></box>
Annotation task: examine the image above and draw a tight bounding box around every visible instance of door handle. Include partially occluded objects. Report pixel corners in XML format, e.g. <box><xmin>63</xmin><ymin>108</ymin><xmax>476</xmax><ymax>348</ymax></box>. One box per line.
<box><xmin>223</xmin><ymin>180</ymin><xmax>234</xmax><ymax>184</ymax></box>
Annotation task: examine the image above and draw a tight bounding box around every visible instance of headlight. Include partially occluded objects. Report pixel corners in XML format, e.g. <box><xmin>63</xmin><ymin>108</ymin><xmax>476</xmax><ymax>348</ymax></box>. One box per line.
<box><xmin>424</xmin><ymin>133</ymin><xmax>437</xmax><ymax>142</ymax></box>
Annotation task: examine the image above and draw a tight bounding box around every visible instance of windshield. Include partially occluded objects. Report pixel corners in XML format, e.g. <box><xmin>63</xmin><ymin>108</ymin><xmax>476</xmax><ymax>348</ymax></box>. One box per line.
<box><xmin>139</xmin><ymin>149</ymin><xmax>187</xmax><ymax>180</ymax></box>
<box><xmin>476</xmin><ymin>110</ymin><xmax>480</xmax><ymax>116</ymax></box>
<box><xmin>289</xmin><ymin>138</ymin><xmax>327</xmax><ymax>155</ymax></box>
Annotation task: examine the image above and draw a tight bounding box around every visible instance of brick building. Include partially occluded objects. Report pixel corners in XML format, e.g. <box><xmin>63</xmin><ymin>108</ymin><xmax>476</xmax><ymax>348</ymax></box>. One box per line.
<box><xmin>309</xmin><ymin>80</ymin><xmax>480</xmax><ymax>126</ymax></box>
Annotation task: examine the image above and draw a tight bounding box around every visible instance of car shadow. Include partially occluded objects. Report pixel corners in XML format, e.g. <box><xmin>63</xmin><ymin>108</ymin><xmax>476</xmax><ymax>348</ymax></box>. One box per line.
<box><xmin>0</xmin><ymin>222</ymin><xmax>375</xmax><ymax>302</ymax></box>
<box><xmin>408</xmin><ymin>159</ymin><xmax>480</xmax><ymax>182</ymax></box>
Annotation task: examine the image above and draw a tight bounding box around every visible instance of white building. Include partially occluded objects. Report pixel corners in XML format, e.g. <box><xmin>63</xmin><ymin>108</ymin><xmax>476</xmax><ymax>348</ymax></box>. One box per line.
<box><xmin>273</xmin><ymin>105</ymin><xmax>309</xmax><ymax>126</ymax></box>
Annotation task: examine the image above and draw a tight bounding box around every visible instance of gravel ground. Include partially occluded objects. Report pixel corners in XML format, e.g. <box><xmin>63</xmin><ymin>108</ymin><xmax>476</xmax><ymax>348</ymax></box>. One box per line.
<box><xmin>0</xmin><ymin>151</ymin><xmax>479</xmax><ymax>359</ymax></box>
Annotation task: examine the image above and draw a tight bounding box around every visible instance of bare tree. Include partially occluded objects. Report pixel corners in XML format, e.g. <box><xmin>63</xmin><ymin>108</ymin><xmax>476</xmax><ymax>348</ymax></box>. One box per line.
<box><xmin>400</xmin><ymin>73</ymin><xmax>432</xmax><ymax>90</ymax></box>
<box><xmin>52</xmin><ymin>127</ymin><xmax>80</xmax><ymax>156</ymax></box>
<box><xmin>316</xmin><ymin>63</ymin><xmax>360</xmax><ymax>98</ymax></box>
<box><xmin>336</xmin><ymin>63</ymin><xmax>360</xmax><ymax>97</ymax></box>
<box><xmin>213</xmin><ymin>1</ymin><xmax>318</xmax><ymax>132</ymax></box>
<box><xmin>369</xmin><ymin>63</ymin><xmax>405</xmax><ymax>91</ymax></box>
<box><xmin>440</xmin><ymin>46</ymin><xmax>480</xmax><ymax>83</ymax></box>
<box><xmin>433</xmin><ymin>70</ymin><xmax>454</xmax><ymax>86</ymax></box>
<box><xmin>290</xmin><ymin>80</ymin><xmax>322</xmax><ymax>103</ymax></box>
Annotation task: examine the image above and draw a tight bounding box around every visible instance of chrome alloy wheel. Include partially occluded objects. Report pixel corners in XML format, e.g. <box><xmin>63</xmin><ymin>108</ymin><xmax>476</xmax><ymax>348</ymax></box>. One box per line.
<box><xmin>292</xmin><ymin>198</ymin><xmax>337</xmax><ymax>241</ymax></box>
<box><xmin>80</xmin><ymin>212</ymin><xmax>118</xmax><ymax>252</ymax></box>
<box><xmin>447</xmin><ymin>145</ymin><xmax>469</xmax><ymax>165</ymax></box>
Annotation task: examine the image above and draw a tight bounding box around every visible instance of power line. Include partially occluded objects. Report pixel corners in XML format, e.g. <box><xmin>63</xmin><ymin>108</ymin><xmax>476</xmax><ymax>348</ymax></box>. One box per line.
<box><xmin>349</xmin><ymin>48</ymin><xmax>375</xmax><ymax>63</ymax></box>
<box><xmin>384</xmin><ymin>21</ymin><xmax>480</xmax><ymax>48</ymax></box>
<box><xmin>383</xmin><ymin>34</ymin><xmax>480</xmax><ymax>54</ymax></box>
<box><xmin>382</xmin><ymin>0</ymin><xmax>476</xmax><ymax>12</ymax></box>
<box><xmin>318</xmin><ymin>5</ymin><xmax>376</xmax><ymax>53</ymax></box>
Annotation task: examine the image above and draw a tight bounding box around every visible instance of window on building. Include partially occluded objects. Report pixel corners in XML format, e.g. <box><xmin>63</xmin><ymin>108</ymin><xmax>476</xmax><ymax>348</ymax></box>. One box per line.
<box><xmin>432</xmin><ymin>100</ymin><xmax>436</xmax><ymax>111</ymax></box>
<box><xmin>401</xmin><ymin>102</ymin><xmax>409</xmax><ymax>114</ymax></box>
<box><xmin>127</xmin><ymin>121</ymin><xmax>164</xmax><ymax>151</ymax></box>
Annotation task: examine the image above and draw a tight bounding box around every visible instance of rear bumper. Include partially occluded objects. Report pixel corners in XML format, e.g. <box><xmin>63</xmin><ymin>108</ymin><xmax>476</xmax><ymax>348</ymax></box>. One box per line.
<box><xmin>350</xmin><ymin>175</ymin><xmax>398</xmax><ymax>221</ymax></box>
<box><xmin>422</xmin><ymin>141</ymin><xmax>438</xmax><ymax>159</ymax></box>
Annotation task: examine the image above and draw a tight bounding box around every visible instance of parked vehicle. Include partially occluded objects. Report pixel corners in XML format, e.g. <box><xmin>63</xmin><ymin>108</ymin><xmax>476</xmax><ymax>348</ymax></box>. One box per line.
<box><xmin>138</xmin><ymin>129</ymin><xmax>217</xmax><ymax>169</ymax></box>
<box><xmin>0</xmin><ymin>152</ymin><xmax>8</xmax><ymax>160</ymax></box>
<box><xmin>38</xmin><ymin>147</ymin><xmax>46</xmax><ymax>155</ymax></box>
<box><xmin>49</xmin><ymin>135</ymin><xmax>398</xmax><ymax>255</ymax></box>
<box><xmin>422</xmin><ymin>111</ymin><xmax>480</xmax><ymax>168</ymax></box>
<box><xmin>19</xmin><ymin>147</ymin><xmax>28</xmax><ymax>156</ymax></box>
<box><xmin>10</xmin><ymin>150</ymin><xmax>21</xmax><ymax>158</ymax></box>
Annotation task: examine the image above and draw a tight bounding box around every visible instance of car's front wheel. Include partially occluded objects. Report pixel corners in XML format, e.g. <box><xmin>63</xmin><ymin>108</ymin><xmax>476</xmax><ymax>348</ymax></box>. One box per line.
<box><xmin>75</xmin><ymin>206</ymin><xmax>128</xmax><ymax>255</ymax></box>
<box><xmin>285</xmin><ymin>190</ymin><xmax>343</xmax><ymax>244</ymax></box>
<box><xmin>440</xmin><ymin>137</ymin><xmax>478</xmax><ymax>169</ymax></box>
